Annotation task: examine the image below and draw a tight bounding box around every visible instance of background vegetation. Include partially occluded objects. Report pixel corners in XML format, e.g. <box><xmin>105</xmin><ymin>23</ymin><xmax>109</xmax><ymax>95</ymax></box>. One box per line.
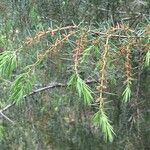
<box><xmin>0</xmin><ymin>0</ymin><xmax>150</xmax><ymax>149</ymax></box>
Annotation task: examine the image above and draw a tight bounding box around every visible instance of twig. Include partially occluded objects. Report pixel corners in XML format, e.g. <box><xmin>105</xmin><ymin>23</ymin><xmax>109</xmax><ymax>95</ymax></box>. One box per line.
<box><xmin>92</xmin><ymin>31</ymin><xmax>145</xmax><ymax>38</ymax></box>
<box><xmin>28</xmin><ymin>82</ymin><xmax>66</xmax><ymax>96</ymax></box>
<box><xmin>0</xmin><ymin>102</ymin><xmax>15</xmax><ymax>112</ymax></box>
<box><xmin>46</xmin><ymin>25</ymin><xmax>78</xmax><ymax>34</ymax></box>
<box><xmin>0</xmin><ymin>111</ymin><xmax>15</xmax><ymax>124</ymax></box>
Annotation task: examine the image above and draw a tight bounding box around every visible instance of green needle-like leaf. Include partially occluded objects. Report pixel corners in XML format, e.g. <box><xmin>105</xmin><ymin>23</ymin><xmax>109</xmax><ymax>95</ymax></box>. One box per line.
<box><xmin>92</xmin><ymin>109</ymin><xmax>115</xmax><ymax>142</ymax></box>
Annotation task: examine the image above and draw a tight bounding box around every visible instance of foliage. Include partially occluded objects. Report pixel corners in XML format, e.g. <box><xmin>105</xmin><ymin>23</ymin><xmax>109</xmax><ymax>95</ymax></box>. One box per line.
<box><xmin>10</xmin><ymin>72</ymin><xmax>35</xmax><ymax>104</ymax></box>
<box><xmin>0</xmin><ymin>0</ymin><xmax>150</xmax><ymax>149</ymax></box>
<box><xmin>0</xmin><ymin>51</ymin><xmax>17</xmax><ymax>78</ymax></box>
<box><xmin>68</xmin><ymin>73</ymin><xmax>93</xmax><ymax>105</ymax></box>
<box><xmin>92</xmin><ymin>108</ymin><xmax>115</xmax><ymax>142</ymax></box>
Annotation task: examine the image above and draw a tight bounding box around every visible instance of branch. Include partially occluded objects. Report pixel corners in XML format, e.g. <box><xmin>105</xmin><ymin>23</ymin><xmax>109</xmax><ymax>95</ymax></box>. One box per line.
<box><xmin>28</xmin><ymin>82</ymin><xmax>66</xmax><ymax>96</ymax></box>
<box><xmin>92</xmin><ymin>31</ymin><xmax>145</xmax><ymax>38</ymax></box>
<box><xmin>0</xmin><ymin>79</ymin><xmax>97</xmax><ymax>114</ymax></box>
<box><xmin>0</xmin><ymin>111</ymin><xmax>15</xmax><ymax>124</ymax></box>
<box><xmin>46</xmin><ymin>25</ymin><xmax>78</xmax><ymax>34</ymax></box>
<box><xmin>27</xmin><ymin>79</ymin><xmax>97</xmax><ymax>96</ymax></box>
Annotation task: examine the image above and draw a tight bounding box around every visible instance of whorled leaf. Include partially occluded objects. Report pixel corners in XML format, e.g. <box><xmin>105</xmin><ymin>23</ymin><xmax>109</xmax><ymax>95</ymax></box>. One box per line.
<box><xmin>122</xmin><ymin>81</ymin><xmax>132</xmax><ymax>103</ymax></box>
<box><xmin>0</xmin><ymin>51</ymin><xmax>17</xmax><ymax>78</ymax></box>
<box><xmin>68</xmin><ymin>74</ymin><xmax>93</xmax><ymax>105</ymax></box>
<box><xmin>80</xmin><ymin>45</ymin><xmax>94</xmax><ymax>63</ymax></box>
<box><xmin>145</xmin><ymin>50</ymin><xmax>150</xmax><ymax>66</ymax></box>
<box><xmin>10</xmin><ymin>73</ymin><xmax>35</xmax><ymax>105</ymax></box>
<box><xmin>92</xmin><ymin>109</ymin><xmax>115</xmax><ymax>142</ymax></box>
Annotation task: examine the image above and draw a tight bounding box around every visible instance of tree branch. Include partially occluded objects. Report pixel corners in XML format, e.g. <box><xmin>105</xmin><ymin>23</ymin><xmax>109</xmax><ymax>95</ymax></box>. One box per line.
<box><xmin>0</xmin><ymin>79</ymin><xmax>97</xmax><ymax>114</ymax></box>
<box><xmin>0</xmin><ymin>111</ymin><xmax>15</xmax><ymax>124</ymax></box>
